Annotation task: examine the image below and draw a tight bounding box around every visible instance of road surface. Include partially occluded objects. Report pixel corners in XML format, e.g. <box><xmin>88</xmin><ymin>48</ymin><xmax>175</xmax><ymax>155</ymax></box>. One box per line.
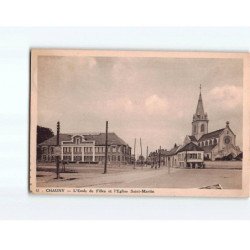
<box><xmin>36</xmin><ymin>162</ymin><xmax>242</xmax><ymax>189</ymax></box>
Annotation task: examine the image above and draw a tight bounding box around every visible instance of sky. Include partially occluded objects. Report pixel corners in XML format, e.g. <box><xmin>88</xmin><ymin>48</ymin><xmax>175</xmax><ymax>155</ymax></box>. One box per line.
<box><xmin>37</xmin><ymin>56</ymin><xmax>243</xmax><ymax>156</ymax></box>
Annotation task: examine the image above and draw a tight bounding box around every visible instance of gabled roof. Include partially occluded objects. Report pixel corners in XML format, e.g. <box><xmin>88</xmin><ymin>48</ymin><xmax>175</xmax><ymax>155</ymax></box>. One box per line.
<box><xmin>39</xmin><ymin>132</ymin><xmax>129</xmax><ymax>147</ymax></box>
<box><xmin>165</xmin><ymin>145</ymin><xmax>180</xmax><ymax>156</ymax></box>
<box><xmin>178</xmin><ymin>142</ymin><xmax>203</xmax><ymax>153</ymax></box>
<box><xmin>198</xmin><ymin>128</ymin><xmax>224</xmax><ymax>142</ymax></box>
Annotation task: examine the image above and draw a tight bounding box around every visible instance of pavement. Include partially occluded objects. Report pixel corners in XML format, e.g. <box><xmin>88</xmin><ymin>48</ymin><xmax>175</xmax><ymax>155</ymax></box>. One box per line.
<box><xmin>36</xmin><ymin>161</ymin><xmax>242</xmax><ymax>189</ymax></box>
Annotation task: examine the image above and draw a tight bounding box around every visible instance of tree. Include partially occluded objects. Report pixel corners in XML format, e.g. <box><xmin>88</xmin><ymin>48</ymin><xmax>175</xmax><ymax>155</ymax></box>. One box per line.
<box><xmin>37</xmin><ymin>126</ymin><xmax>54</xmax><ymax>161</ymax></box>
<box><xmin>37</xmin><ymin>125</ymin><xmax>54</xmax><ymax>144</ymax></box>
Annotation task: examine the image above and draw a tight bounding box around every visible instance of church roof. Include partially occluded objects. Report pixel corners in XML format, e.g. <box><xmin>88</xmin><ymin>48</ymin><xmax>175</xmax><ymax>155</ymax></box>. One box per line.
<box><xmin>39</xmin><ymin>132</ymin><xmax>129</xmax><ymax>147</ymax></box>
<box><xmin>198</xmin><ymin>128</ymin><xmax>224</xmax><ymax>141</ymax></box>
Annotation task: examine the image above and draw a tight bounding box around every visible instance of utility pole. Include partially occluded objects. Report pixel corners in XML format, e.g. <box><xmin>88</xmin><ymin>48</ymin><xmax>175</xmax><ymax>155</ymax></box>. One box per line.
<box><xmin>158</xmin><ymin>146</ymin><xmax>161</xmax><ymax>169</ymax></box>
<box><xmin>103</xmin><ymin>121</ymin><xmax>108</xmax><ymax>174</ymax></box>
<box><xmin>146</xmin><ymin>146</ymin><xmax>148</xmax><ymax>166</ymax></box>
<box><xmin>140</xmin><ymin>138</ymin><xmax>142</xmax><ymax>165</ymax></box>
<box><xmin>133</xmin><ymin>138</ymin><xmax>136</xmax><ymax>169</ymax></box>
<box><xmin>186</xmin><ymin>150</ymin><xmax>187</xmax><ymax>169</ymax></box>
<box><xmin>168</xmin><ymin>152</ymin><xmax>170</xmax><ymax>174</ymax></box>
<box><xmin>151</xmin><ymin>152</ymin><xmax>154</xmax><ymax>168</ymax></box>
<box><xmin>56</xmin><ymin>121</ymin><xmax>60</xmax><ymax>179</ymax></box>
<box><xmin>155</xmin><ymin>150</ymin><xmax>157</xmax><ymax>169</ymax></box>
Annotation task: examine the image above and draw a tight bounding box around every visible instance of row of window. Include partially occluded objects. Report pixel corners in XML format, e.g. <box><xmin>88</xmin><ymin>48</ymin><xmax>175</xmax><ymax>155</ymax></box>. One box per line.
<box><xmin>62</xmin><ymin>147</ymin><xmax>91</xmax><ymax>153</ymax></box>
<box><xmin>178</xmin><ymin>153</ymin><xmax>202</xmax><ymax>161</ymax></box>
<box><xmin>56</xmin><ymin>155</ymin><xmax>127</xmax><ymax>162</ymax></box>
<box><xmin>188</xmin><ymin>153</ymin><xmax>202</xmax><ymax>159</ymax></box>
<box><xmin>198</xmin><ymin>138</ymin><xmax>218</xmax><ymax>147</ymax></box>
<box><xmin>43</xmin><ymin>146</ymin><xmax>130</xmax><ymax>154</ymax></box>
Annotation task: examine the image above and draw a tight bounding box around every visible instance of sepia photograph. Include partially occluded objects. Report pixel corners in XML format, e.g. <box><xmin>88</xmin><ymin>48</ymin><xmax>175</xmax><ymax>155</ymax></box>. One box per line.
<box><xmin>30</xmin><ymin>50</ymin><xmax>250</xmax><ymax>197</ymax></box>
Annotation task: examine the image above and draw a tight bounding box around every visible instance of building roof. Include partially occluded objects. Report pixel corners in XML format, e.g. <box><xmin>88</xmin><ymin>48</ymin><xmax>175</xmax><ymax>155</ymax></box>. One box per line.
<box><xmin>165</xmin><ymin>145</ymin><xmax>180</xmax><ymax>156</ymax></box>
<box><xmin>39</xmin><ymin>133</ymin><xmax>129</xmax><ymax>147</ymax></box>
<box><xmin>201</xmin><ymin>145</ymin><xmax>217</xmax><ymax>153</ymax></box>
<box><xmin>188</xmin><ymin>135</ymin><xmax>197</xmax><ymax>142</ymax></box>
<box><xmin>178</xmin><ymin>142</ymin><xmax>203</xmax><ymax>153</ymax></box>
<box><xmin>198</xmin><ymin>128</ymin><xmax>224</xmax><ymax>142</ymax></box>
<box><xmin>158</xmin><ymin>149</ymin><xmax>168</xmax><ymax>155</ymax></box>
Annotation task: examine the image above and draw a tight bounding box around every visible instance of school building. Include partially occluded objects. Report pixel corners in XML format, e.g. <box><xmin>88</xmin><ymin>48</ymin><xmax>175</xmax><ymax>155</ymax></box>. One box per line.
<box><xmin>38</xmin><ymin>132</ymin><xmax>132</xmax><ymax>164</ymax></box>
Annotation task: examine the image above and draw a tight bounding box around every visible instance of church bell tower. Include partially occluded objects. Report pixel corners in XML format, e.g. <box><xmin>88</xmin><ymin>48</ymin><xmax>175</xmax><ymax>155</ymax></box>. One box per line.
<box><xmin>192</xmin><ymin>85</ymin><xmax>209</xmax><ymax>140</ymax></box>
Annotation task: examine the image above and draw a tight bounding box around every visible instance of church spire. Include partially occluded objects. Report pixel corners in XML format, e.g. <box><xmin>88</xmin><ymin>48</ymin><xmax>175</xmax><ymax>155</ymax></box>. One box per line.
<box><xmin>192</xmin><ymin>85</ymin><xmax>209</xmax><ymax>140</ymax></box>
<box><xmin>195</xmin><ymin>84</ymin><xmax>205</xmax><ymax>117</ymax></box>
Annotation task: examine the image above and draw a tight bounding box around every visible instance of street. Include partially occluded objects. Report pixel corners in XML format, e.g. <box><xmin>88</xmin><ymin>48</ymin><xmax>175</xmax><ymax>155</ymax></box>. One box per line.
<box><xmin>36</xmin><ymin>161</ymin><xmax>242</xmax><ymax>189</ymax></box>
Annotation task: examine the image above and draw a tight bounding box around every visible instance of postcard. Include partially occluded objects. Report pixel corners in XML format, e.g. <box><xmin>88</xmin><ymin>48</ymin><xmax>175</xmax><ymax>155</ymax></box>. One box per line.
<box><xmin>29</xmin><ymin>49</ymin><xmax>250</xmax><ymax>197</ymax></box>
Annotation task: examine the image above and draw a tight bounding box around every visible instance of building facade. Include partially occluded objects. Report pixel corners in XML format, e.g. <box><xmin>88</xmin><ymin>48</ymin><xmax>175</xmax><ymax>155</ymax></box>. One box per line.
<box><xmin>165</xmin><ymin>142</ymin><xmax>204</xmax><ymax>168</ymax></box>
<box><xmin>38</xmin><ymin>132</ymin><xmax>132</xmax><ymax>164</ymax></box>
<box><xmin>184</xmin><ymin>88</ymin><xmax>241</xmax><ymax>160</ymax></box>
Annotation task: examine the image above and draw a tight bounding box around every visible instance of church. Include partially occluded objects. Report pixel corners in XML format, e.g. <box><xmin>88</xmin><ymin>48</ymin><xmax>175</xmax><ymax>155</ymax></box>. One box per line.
<box><xmin>183</xmin><ymin>87</ymin><xmax>241</xmax><ymax>161</ymax></box>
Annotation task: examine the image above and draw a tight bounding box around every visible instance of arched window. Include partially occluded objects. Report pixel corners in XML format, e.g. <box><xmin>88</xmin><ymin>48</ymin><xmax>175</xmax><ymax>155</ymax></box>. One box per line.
<box><xmin>205</xmin><ymin>141</ymin><xmax>208</xmax><ymax>146</ymax></box>
<box><xmin>201</xmin><ymin>124</ymin><xmax>205</xmax><ymax>132</ymax></box>
<box><xmin>209</xmin><ymin>139</ymin><xmax>212</xmax><ymax>145</ymax></box>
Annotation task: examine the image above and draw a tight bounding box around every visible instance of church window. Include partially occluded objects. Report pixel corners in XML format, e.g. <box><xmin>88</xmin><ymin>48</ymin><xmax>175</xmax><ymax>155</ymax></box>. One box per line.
<box><xmin>201</xmin><ymin>124</ymin><xmax>205</xmax><ymax>132</ymax></box>
<box><xmin>224</xmin><ymin>136</ymin><xmax>231</xmax><ymax>145</ymax></box>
